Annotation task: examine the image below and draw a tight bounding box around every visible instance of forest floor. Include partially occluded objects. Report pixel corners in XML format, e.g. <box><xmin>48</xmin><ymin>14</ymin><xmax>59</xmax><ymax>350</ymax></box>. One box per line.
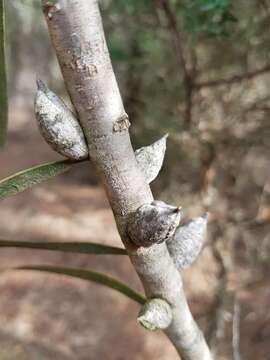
<box><xmin>0</xmin><ymin>107</ymin><xmax>269</xmax><ymax>360</ymax></box>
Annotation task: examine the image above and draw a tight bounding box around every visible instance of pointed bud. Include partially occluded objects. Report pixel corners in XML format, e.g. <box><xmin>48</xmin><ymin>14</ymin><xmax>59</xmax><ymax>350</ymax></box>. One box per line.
<box><xmin>167</xmin><ymin>213</ymin><xmax>208</xmax><ymax>270</ymax></box>
<box><xmin>137</xmin><ymin>298</ymin><xmax>172</xmax><ymax>331</ymax></box>
<box><xmin>34</xmin><ymin>79</ymin><xmax>88</xmax><ymax>160</ymax></box>
<box><xmin>127</xmin><ymin>200</ymin><xmax>181</xmax><ymax>247</ymax></box>
<box><xmin>135</xmin><ymin>134</ymin><xmax>168</xmax><ymax>184</ymax></box>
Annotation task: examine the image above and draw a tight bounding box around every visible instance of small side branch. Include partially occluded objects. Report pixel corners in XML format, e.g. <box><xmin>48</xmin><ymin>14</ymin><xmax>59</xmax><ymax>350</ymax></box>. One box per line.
<box><xmin>194</xmin><ymin>64</ymin><xmax>270</xmax><ymax>89</ymax></box>
<box><xmin>154</xmin><ymin>0</ymin><xmax>195</xmax><ymax>128</ymax></box>
<box><xmin>232</xmin><ymin>298</ymin><xmax>241</xmax><ymax>360</ymax></box>
<box><xmin>206</xmin><ymin>225</ymin><xmax>228</xmax><ymax>352</ymax></box>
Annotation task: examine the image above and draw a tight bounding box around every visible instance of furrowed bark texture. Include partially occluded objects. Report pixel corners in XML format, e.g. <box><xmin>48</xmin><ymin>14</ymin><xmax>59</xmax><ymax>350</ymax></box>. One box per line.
<box><xmin>42</xmin><ymin>1</ymin><xmax>212</xmax><ymax>359</ymax></box>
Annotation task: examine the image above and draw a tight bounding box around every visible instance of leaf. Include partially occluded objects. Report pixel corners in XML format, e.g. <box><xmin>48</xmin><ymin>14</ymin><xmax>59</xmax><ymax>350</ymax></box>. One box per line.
<box><xmin>183</xmin><ymin>0</ymin><xmax>237</xmax><ymax>38</ymax></box>
<box><xmin>7</xmin><ymin>265</ymin><xmax>146</xmax><ymax>305</ymax></box>
<box><xmin>0</xmin><ymin>159</ymin><xmax>80</xmax><ymax>200</ymax></box>
<box><xmin>0</xmin><ymin>0</ymin><xmax>7</xmax><ymax>146</ymax></box>
<box><xmin>0</xmin><ymin>239</ymin><xmax>127</xmax><ymax>255</ymax></box>
<box><xmin>135</xmin><ymin>134</ymin><xmax>168</xmax><ymax>184</ymax></box>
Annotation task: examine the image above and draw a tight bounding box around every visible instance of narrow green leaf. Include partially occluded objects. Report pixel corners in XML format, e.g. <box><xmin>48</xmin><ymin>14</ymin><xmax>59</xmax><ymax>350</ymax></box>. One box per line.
<box><xmin>0</xmin><ymin>159</ymin><xmax>79</xmax><ymax>199</ymax></box>
<box><xmin>0</xmin><ymin>0</ymin><xmax>7</xmax><ymax>146</ymax></box>
<box><xmin>0</xmin><ymin>239</ymin><xmax>127</xmax><ymax>255</ymax></box>
<box><xmin>8</xmin><ymin>265</ymin><xmax>146</xmax><ymax>305</ymax></box>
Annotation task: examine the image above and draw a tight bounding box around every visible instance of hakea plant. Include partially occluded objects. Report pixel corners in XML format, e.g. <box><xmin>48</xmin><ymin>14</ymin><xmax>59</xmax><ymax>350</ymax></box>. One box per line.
<box><xmin>0</xmin><ymin>1</ymin><xmax>212</xmax><ymax>359</ymax></box>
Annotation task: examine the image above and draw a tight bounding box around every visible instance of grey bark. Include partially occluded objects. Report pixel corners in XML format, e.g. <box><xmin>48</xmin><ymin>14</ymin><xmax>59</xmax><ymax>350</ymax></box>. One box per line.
<box><xmin>41</xmin><ymin>1</ymin><xmax>213</xmax><ymax>359</ymax></box>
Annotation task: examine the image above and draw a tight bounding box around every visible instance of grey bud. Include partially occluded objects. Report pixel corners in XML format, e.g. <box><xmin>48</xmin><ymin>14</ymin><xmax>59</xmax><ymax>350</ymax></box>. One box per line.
<box><xmin>135</xmin><ymin>134</ymin><xmax>168</xmax><ymax>184</ymax></box>
<box><xmin>137</xmin><ymin>298</ymin><xmax>172</xmax><ymax>331</ymax></box>
<box><xmin>127</xmin><ymin>200</ymin><xmax>181</xmax><ymax>247</ymax></box>
<box><xmin>34</xmin><ymin>79</ymin><xmax>88</xmax><ymax>160</ymax></box>
<box><xmin>167</xmin><ymin>213</ymin><xmax>208</xmax><ymax>270</ymax></box>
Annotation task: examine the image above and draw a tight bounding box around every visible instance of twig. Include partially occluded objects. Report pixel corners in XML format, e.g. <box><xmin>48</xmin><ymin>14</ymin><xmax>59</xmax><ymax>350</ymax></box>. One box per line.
<box><xmin>206</xmin><ymin>221</ymin><xmax>229</xmax><ymax>356</ymax></box>
<box><xmin>154</xmin><ymin>1</ymin><xmax>270</xmax><ymax>127</ymax></box>
<box><xmin>154</xmin><ymin>0</ymin><xmax>194</xmax><ymax>128</ymax></box>
<box><xmin>232</xmin><ymin>298</ymin><xmax>241</xmax><ymax>360</ymax></box>
<box><xmin>194</xmin><ymin>64</ymin><xmax>270</xmax><ymax>89</ymax></box>
<box><xmin>41</xmin><ymin>1</ymin><xmax>213</xmax><ymax>359</ymax></box>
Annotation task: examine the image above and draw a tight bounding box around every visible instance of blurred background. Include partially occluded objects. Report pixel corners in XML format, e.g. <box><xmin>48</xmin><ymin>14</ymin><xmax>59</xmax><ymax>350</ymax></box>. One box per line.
<box><xmin>0</xmin><ymin>0</ymin><xmax>270</xmax><ymax>359</ymax></box>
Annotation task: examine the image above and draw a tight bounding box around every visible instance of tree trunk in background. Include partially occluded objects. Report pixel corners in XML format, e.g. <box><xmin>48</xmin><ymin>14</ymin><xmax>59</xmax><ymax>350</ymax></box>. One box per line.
<box><xmin>41</xmin><ymin>1</ymin><xmax>212</xmax><ymax>359</ymax></box>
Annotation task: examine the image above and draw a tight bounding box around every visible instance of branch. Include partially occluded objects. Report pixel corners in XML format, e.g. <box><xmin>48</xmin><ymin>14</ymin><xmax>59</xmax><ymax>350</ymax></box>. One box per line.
<box><xmin>0</xmin><ymin>0</ymin><xmax>8</xmax><ymax>146</ymax></box>
<box><xmin>155</xmin><ymin>0</ymin><xmax>188</xmax><ymax>79</ymax></box>
<box><xmin>41</xmin><ymin>1</ymin><xmax>212</xmax><ymax>359</ymax></box>
<box><xmin>206</xmin><ymin>229</ymin><xmax>228</xmax><ymax>352</ymax></box>
<box><xmin>194</xmin><ymin>64</ymin><xmax>270</xmax><ymax>89</ymax></box>
<box><xmin>232</xmin><ymin>298</ymin><xmax>241</xmax><ymax>360</ymax></box>
<box><xmin>154</xmin><ymin>0</ymin><xmax>194</xmax><ymax>127</ymax></box>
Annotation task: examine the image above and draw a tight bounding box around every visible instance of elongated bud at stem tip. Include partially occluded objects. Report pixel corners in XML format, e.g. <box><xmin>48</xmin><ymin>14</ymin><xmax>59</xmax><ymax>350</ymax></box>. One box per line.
<box><xmin>138</xmin><ymin>298</ymin><xmax>173</xmax><ymax>331</ymax></box>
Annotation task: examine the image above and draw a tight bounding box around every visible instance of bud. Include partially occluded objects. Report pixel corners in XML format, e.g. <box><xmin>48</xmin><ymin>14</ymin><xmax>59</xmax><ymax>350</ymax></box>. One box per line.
<box><xmin>167</xmin><ymin>213</ymin><xmax>208</xmax><ymax>270</ymax></box>
<box><xmin>137</xmin><ymin>298</ymin><xmax>172</xmax><ymax>331</ymax></box>
<box><xmin>35</xmin><ymin>87</ymin><xmax>168</xmax><ymax>176</ymax></box>
<box><xmin>135</xmin><ymin>134</ymin><xmax>168</xmax><ymax>184</ymax></box>
<box><xmin>127</xmin><ymin>200</ymin><xmax>181</xmax><ymax>247</ymax></box>
<box><xmin>34</xmin><ymin>79</ymin><xmax>88</xmax><ymax>160</ymax></box>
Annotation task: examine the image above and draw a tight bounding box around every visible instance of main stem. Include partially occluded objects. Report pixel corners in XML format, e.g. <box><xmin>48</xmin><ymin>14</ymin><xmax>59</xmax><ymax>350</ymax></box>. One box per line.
<box><xmin>41</xmin><ymin>1</ymin><xmax>212</xmax><ymax>359</ymax></box>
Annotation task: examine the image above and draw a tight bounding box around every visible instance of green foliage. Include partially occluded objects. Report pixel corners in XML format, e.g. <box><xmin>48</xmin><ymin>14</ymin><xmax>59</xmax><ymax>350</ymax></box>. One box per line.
<box><xmin>0</xmin><ymin>0</ymin><xmax>7</xmax><ymax>146</ymax></box>
<box><xmin>0</xmin><ymin>239</ymin><xmax>127</xmax><ymax>255</ymax></box>
<box><xmin>182</xmin><ymin>0</ymin><xmax>237</xmax><ymax>37</ymax></box>
<box><xmin>0</xmin><ymin>160</ymin><xmax>81</xmax><ymax>200</ymax></box>
<box><xmin>7</xmin><ymin>265</ymin><xmax>146</xmax><ymax>305</ymax></box>
<box><xmin>107</xmin><ymin>0</ymin><xmax>153</xmax><ymax>16</ymax></box>
<box><xmin>109</xmin><ymin>32</ymin><xmax>130</xmax><ymax>63</ymax></box>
